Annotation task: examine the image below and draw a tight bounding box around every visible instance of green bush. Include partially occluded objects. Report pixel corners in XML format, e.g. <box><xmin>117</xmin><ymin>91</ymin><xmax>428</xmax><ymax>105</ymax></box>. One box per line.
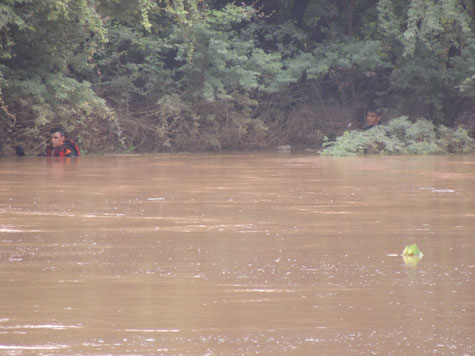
<box><xmin>321</xmin><ymin>117</ymin><xmax>475</xmax><ymax>156</ymax></box>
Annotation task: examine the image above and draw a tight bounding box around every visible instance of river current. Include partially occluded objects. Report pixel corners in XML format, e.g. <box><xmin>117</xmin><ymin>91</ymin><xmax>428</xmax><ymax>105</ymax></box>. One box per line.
<box><xmin>0</xmin><ymin>154</ymin><xmax>474</xmax><ymax>355</ymax></box>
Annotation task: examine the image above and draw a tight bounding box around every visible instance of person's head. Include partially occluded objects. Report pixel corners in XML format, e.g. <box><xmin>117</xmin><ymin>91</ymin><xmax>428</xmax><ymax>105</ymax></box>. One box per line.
<box><xmin>49</xmin><ymin>127</ymin><xmax>66</xmax><ymax>148</ymax></box>
<box><xmin>366</xmin><ymin>112</ymin><xmax>381</xmax><ymax>126</ymax></box>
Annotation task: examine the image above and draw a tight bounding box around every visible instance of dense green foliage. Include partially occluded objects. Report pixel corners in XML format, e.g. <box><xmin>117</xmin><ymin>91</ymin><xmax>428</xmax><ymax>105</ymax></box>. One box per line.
<box><xmin>1</xmin><ymin>0</ymin><xmax>474</xmax><ymax>154</ymax></box>
<box><xmin>321</xmin><ymin>117</ymin><xmax>475</xmax><ymax>156</ymax></box>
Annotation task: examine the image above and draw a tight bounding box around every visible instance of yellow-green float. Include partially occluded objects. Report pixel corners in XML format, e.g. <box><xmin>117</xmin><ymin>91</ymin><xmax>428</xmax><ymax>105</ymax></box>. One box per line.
<box><xmin>402</xmin><ymin>244</ymin><xmax>423</xmax><ymax>266</ymax></box>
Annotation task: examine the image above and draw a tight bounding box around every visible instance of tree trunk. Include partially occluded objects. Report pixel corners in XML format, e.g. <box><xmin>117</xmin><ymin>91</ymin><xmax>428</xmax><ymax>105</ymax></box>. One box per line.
<box><xmin>291</xmin><ymin>0</ymin><xmax>311</xmax><ymax>26</ymax></box>
<box><xmin>346</xmin><ymin>0</ymin><xmax>356</xmax><ymax>107</ymax></box>
<box><xmin>346</xmin><ymin>0</ymin><xmax>355</xmax><ymax>36</ymax></box>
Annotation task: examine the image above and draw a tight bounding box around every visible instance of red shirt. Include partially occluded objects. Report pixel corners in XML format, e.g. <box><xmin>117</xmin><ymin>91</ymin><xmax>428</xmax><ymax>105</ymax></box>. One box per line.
<box><xmin>45</xmin><ymin>140</ymin><xmax>80</xmax><ymax>157</ymax></box>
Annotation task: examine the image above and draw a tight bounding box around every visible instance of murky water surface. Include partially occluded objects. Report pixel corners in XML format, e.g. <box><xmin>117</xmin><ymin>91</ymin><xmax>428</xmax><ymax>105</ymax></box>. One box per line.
<box><xmin>0</xmin><ymin>154</ymin><xmax>474</xmax><ymax>355</ymax></box>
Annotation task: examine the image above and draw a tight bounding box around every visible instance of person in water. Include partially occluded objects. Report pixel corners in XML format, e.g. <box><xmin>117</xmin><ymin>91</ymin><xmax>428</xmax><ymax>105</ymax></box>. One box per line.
<box><xmin>44</xmin><ymin>127</ymin><xmax>80</xmax><ymax>157</ymax></box>
<box><xmin>362</xmin><ymin>112</ymin><xmax>382</xmax><ymax>130</ymax></box>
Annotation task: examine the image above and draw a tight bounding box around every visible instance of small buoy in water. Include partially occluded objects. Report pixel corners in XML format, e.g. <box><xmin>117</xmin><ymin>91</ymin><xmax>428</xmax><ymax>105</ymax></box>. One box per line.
<box><xmin>402</xmin><ymin>244</ymin><xmax>423</xmax><ymax>267</ymax></box>
<box><xmin>402</xmin><ymin>244</ymin><xmax>423</xmax><ymax>257</ymax></box>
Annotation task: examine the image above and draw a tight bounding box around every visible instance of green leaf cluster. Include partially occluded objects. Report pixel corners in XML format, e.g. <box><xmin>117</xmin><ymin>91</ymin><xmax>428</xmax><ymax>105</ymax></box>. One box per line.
<box><xmin>0</xmin><ymin>0</ymin><xmax>119</xmax><ymax>154</ymax></box>
<box><xmin>321</xmin><ymin>117</ymin><xmax>475</xmax><ymax>156</ymax></box>
<box><xmin>91</xmin><ymin>2</ymin><xmax>283</xmax><ymax>151</ymax></box>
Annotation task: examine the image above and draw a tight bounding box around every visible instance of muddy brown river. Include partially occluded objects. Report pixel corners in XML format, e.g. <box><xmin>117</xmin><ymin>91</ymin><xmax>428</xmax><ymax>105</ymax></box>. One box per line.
<box><xmin>0</xmin><ymin>154</ymin><xmax>474</xmax><ymax>355</ymax></box>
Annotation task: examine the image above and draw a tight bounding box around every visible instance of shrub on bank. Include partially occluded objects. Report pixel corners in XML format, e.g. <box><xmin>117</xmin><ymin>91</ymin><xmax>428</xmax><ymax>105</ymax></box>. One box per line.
<box><xmin>320</xmin><ymin>117</ymin><xmax>475</xmax><ymax>156</ymax></box>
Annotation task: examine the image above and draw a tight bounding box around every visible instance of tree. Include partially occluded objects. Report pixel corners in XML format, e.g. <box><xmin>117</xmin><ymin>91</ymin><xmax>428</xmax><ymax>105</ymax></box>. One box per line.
<box><xmin>101</xmin><ymin>2</ymin><xmax>282</xmax><ymax>151</ymax></box>
<box><xmin>1</xmin><ymin>0</ymin><xmax>473</xmax><ymax>154</ymax></box>
<box><xmin>291</xmin><ymin>0</ymin><xmax>311</xmax><ymax>26</ymax></box>
<box><xmin>0</xmin><ymin>0</ymin><xmax>116</xmax><ymax>154</ymax></box>
<box><xmin>378</xmin><ymin>0</ymin><xmax>475</xmax><ymax>123</ymax></box>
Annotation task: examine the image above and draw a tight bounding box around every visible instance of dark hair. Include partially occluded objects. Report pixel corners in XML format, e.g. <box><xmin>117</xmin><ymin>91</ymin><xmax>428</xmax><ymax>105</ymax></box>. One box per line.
<box><xmin>50</xmin><ymin>127</ymin><xmax>65</xmax><ymax>136</ymax></box>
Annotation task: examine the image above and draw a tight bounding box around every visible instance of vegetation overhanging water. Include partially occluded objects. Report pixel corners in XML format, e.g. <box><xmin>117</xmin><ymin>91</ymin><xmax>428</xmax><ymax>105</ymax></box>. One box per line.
<box><xmin>1</xmin><ymin>1</ymin><xmax>474</xmax><ymax>155</ymax></box>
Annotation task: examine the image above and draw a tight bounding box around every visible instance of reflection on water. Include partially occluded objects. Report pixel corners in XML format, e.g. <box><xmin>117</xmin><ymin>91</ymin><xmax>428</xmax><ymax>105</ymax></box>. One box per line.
<box><xmin>0</xmin><ymin>154</ymin><xmax>474</xmax><ymax>355</ymax></box>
